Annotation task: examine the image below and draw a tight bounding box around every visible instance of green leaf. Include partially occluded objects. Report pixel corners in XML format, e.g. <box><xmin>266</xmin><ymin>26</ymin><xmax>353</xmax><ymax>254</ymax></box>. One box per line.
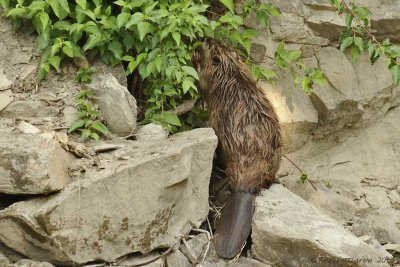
<box><xmin>91</xmin><ymin>121</ymin><xmax>109</xmax><ymax>135</ymax></box>
<box><xmin>123</xmin><ymin>55</ymin><xmax>135</xmax><ymax>61</ymax></box>
<box><xmin>182</xmin><ymin>66</ymin><xmax>199</xmax><ymax>80</ymax></box>
<box><xmin>125</xmin><ymin>12</ymin><xmax>144</xmax><ymax>29</ymax></box>
<box><xmin>259</xmin><ymin>3</ymin><xmax>281</xmax><ymax>17</ymax></box>
<box><xmin>58</xmin><ymin>0</ymin><xmax>70</xmax><ymax>13</ymax></box>
<box><xmin>49</xmin><ymin>56</ymin><xmax>61</xmax><ymax>71</ymax></box>
<box><xmin>53</xmin><ymin>21</ymin><xmax>71</xmax><ymax>31</ymax></box>
<box><xmin>108</xmin><ymin>40</ymin><xmax>123</xmax><ymax>60</ymax></box>
<box><xmin>117</xmin><ymin>12</ymin><xmax>130</xmax><ymax>29</ymax></box>
<box><xmin>137</xmin><ymin>21</ymin><xmax>152</xmax><ymax>41</ymax></box>
<box><xmin>353</xmin><ymin>37</ymin><xmax>364</xmax><ymax>52</ymax></box>
<box><xmin>62</xmin><ymin>45</ymin><xmax>74</xmax><ymax>57</ymax></box>
<box><xmin>68</xmin><ymin>119</ymin><xmax>85</xmax><ymax>133</ymax></box>
<box><xmin>0</xmin><ymin>0</ymin><xmax>10</xmax><ymax>10</ymax></box>
<box><xmin>162</xmin><ymin>111</ymin><xmax>181</xmax><ymax>126</ymax></box>
<box><xmin>219</xmin><ymin>0</ymin><xmax>235</xmax><ymax>13</ymax></box>
<box><xmin>172</xmin><ymin>32</ymin><xmax>181</xmax><ymax>46</ymax></box>
<box><xmin>345</xmin><ymin>14</ymin><xmax>353</xmax><ymax>29</ymax></box>
<box><xmin>391</xmin><ymin>65</ymin><xmax>400</xmax><ymax>85</ymax></box>
<box><xmin>182</xmin><ymin>78</ymin><xmax>195</xmax><ymax>93</ymax></box>
<box><xmin>287</xmin><ymin>50</ymin><xmax>301</xmax><ymax>61</ymax></box>
<box><xmin>349</xmin><ymin>45</ymin><xmax>361</xmax><ymax>61</ymax></box>
<box><xmin>81</xmin><ymin>129</ymin><xmax>91</xmax><ymax>140</ymax></box>
<box><xmin>48</xmin><ymin>0</ymin><xmax>61</xmax><ymax>19</ymax></box>
<box><xmin>76</xmin><ymin>0</ymin><xmax>86</xmax><ymax>9</ymax></box>
<box><xmin>340</xmin><ymin>37</ymin><xmax>353</xmax><ymax>52</ymax></box>
<box><xmin>90</xmin><ymin>132</ymin><xmax>100</xmax><ymax>141</ymax></box>
<box><xmin>38</xmin><ymin>12</ymin><xmax>49</xmax><ymax>31</ymax></box>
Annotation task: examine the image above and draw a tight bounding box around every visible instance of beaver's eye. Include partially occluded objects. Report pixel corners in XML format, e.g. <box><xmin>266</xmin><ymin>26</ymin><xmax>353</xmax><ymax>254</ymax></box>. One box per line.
<box><xmin>212</xmin><ymin>56</ymin><xmax>220</xmax><ymax>65</ymax></box>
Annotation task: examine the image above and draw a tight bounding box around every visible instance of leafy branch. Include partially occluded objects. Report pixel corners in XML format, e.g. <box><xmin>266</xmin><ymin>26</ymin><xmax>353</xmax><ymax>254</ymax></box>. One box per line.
<box><xmin>330</xmin><ymin>0</ymin><xmax>400</xmax><ymax>84</ymax></box>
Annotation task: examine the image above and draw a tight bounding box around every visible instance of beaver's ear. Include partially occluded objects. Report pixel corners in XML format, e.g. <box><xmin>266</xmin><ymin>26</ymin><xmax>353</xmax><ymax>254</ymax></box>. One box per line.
<box><xmin>212</xmin><ymin>55</ymin><xmax>221</xmax><ymax>65</ymax></box>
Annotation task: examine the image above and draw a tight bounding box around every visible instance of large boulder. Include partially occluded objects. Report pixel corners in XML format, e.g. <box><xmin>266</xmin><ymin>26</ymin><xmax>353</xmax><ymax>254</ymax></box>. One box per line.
<box><xmin>0</xmin><ymin>128</ymin><xmax>217</xmax><ymax>265</ymax></box>
<box><xmin>252</xmin><ymin>184</ymin><xmax>391</xmax><ymax>267</ymax></box>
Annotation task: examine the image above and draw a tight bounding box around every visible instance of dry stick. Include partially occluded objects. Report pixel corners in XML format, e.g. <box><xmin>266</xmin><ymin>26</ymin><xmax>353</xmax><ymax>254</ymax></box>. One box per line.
<box><xmin>281</xmin><ymin>154</ymin><xmax>317</xmax><ymax>191</ymax></box>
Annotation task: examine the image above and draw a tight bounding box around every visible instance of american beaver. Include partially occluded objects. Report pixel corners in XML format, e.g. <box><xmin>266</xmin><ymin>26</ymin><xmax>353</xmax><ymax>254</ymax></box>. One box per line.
<box><xmin>193</xmin><ymin>39</ymin><xmax>281</xmax><ymax>258</ymax></box>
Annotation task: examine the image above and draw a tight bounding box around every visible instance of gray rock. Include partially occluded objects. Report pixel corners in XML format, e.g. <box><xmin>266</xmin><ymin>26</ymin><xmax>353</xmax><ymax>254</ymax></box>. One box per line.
<box><xmin>6</xmin><ymin>259</ymin><xmax>55</xmax><ymax>267</ymax></box>
<box><xmin>252</xmin><ymin>184</ymin><xmax>391</xmax><ymax>267</ymax></box>
<box><xmin>388</xmin><ymin>190</ymin><xmax>400</xmax><ymax>208</ymax></box>
<box><xmin>0</xmin><ymin>100</ymin><xmax>58</xmax><ymax>119</ymax></box>
<box><xmin>115</xmin><ymin>252</ymin><xmax>163</xmax><ymax>267</ymax></box>
<box><xmin>135</xmin><ymin>123</ymin><xmax>169</xmax><ymax>141</ymax></box>
<box><xmin>0</xmin><ymin>132</ymin><xmax>74</xmax><ymax>194</ymax></box>
<box><xmin>349</xmin><ymin>53</ymin><xmax>393</xmax><ymax>102</ymax></box>
<box><xmin>179</xmin><ymin>233</ymin><xmax>209</xmax><ymax>264</ymax></box>
<box><xmin>316</xmin><ymin>47</ymin><xmax>361</xmax><ymax>102</ymax></box>
<box><xmin>89</xmin><ymin>73</ymin><xmax>137</xmax><ymax>136</ymax></box>
<box><xmin>16</xmin><ymin>121</ymin><xmax>41</xmax><ymax>134</ymax></box>
<box><xmin>0</xmin><ymin>68</ymin><xmax>12</xmax><ymax>91</ymax></box>
<box><xmin>203</xmin><ymin>257</ymin><xmax>271</xmax><ymax>267</ymax></box>
<box><xmin>351</xmin><ymin>209</ymin><xmax>400</xmax><ymax>244</ymax></box>
<box><xmin>308</xmin><ymin>188</ymin><xmax>357</xmax><ymax>222</ymax></box>
<box><xmin>0</xmin><ymin>128</ymin><xmax>217</xmax><ymax>265</ymax></box>
<box><xmin>363</xmin><ymin>187</ymin><xmax>391</xmax><ymax>209</ymax></box>
<box><xmin>166</xmin><ymin>249</ymin><xmax>191</xmax><ymax>267</ymax></box>
<box><xmin>0</xmin><ymin>90</ymin><xmax>12</xmax><ymax>112</ymax></box>
<box><xmin>269</xmin><ymin>13</ymin><xmax>330</xmax><ymax>45</ymax></box>
<box><xmin>61</xmin><ymin>106</ymin><xmax>78</xmax><ymax>128</ymax></box>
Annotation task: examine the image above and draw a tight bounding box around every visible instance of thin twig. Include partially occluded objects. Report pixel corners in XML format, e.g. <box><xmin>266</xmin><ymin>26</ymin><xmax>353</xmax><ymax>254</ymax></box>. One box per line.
<box><xmin>281</xmin><ymin>154</ymin><xmax>317</xmax><ymax>191</ymax></box>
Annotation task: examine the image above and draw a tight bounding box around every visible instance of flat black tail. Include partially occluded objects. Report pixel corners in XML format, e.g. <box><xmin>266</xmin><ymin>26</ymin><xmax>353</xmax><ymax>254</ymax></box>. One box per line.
<box><xmin>214</xmin><ymin>191</ymin><xmax>255</xmax><ymax>258</ymax></box>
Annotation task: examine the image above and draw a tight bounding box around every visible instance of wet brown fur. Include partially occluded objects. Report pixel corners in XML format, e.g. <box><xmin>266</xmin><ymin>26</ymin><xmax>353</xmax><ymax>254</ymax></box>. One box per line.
<box><xmin>194</xmin><ymin>40</ymin><xmax>281</xmax><ymax>194</ymax></box>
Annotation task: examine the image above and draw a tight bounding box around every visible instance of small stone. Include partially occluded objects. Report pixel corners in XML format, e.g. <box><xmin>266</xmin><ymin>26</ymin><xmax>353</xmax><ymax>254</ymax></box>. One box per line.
<box><xmin>16</xmin><ymin>121</ymin><xmax>41</xmax><ymax>134</ymax></box>
<box><xmin>89</xmin><ymin>73</ymin><xmax>137</xmax><ymax>136</ymax></box>
<box><xmin>0</xmin><ymin>90</ymin><xmax>12</xmax><ymax>112</ymax></box>
<box><xmin>0</xmin><ymin>68</ymin><xmax>12</xmax><ymax>91</ymax></box>
<box><xmin>179</xmin><ymin>233</ymin><xmax>210</xmax><ymax>264</ymax></box>
<box><xmin>135</xmin><ymin>123</ymin><xmax>169</xmax><ymax>141</ymax></box>
<box><xmin>61</xmin><ymin>106</ymin><xmax>78</xmax><ymax>128</ymax></box>
<box><xmin>166</xmin><ymin>249</ymin><xmax>191</xmax><ymax>267</ymax></box>
<box><xmin>92</xmin><ymin>143</ymin><xmax>123</xmax><ymax>153</ymax></box>
<box><xmin>388</xmin><ymin>190</ymin><xmax>400</xmax><ymax>208</ymax></box>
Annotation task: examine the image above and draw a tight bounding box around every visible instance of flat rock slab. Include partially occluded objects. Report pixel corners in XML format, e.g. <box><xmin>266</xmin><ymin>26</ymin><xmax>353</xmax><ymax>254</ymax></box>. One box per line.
<box><xmin>252</xmin><ymin>184</ymin><xmax>391</xmax><ymax>267</ymax></box>
<box><xmin>0</xmin><ymin>128</ymin><xmax>217</xmax><ymax>265</ymax></box>
<box><xmin>0</xmin><ymin>132</ymin><xmax>74</xmax><ymax>194</ymax></box>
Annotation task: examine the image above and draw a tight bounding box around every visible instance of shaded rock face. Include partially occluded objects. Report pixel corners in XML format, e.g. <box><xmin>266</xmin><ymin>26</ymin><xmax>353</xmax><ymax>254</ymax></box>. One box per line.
<box><xmin>0</xmin><ymin>129</ymin><xmax>217</xmax><ymax>265</ymax></box>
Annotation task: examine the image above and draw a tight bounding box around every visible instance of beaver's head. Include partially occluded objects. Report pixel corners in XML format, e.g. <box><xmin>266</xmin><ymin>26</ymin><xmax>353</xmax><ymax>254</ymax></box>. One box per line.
<box><xmin>193</xmin><ymin>39</ymin><xmax>251</xmax><ymax>93</ymax></box>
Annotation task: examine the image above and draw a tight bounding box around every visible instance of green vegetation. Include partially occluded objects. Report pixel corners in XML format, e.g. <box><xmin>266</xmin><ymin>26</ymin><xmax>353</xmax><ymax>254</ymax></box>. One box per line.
<box><xmin>68</xmin><ymin>89</ymin><xmax>109</xmax><ymax>141</ymax></box>
<box><xmin>331</xmin><ymin>0</ymin><xmax>400</xmax><ymax>84</ymax></box>
<box><xmin>0</xmin><ymin>0</ymin><xmax>328</xmax><ymax>133</ymax></box>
